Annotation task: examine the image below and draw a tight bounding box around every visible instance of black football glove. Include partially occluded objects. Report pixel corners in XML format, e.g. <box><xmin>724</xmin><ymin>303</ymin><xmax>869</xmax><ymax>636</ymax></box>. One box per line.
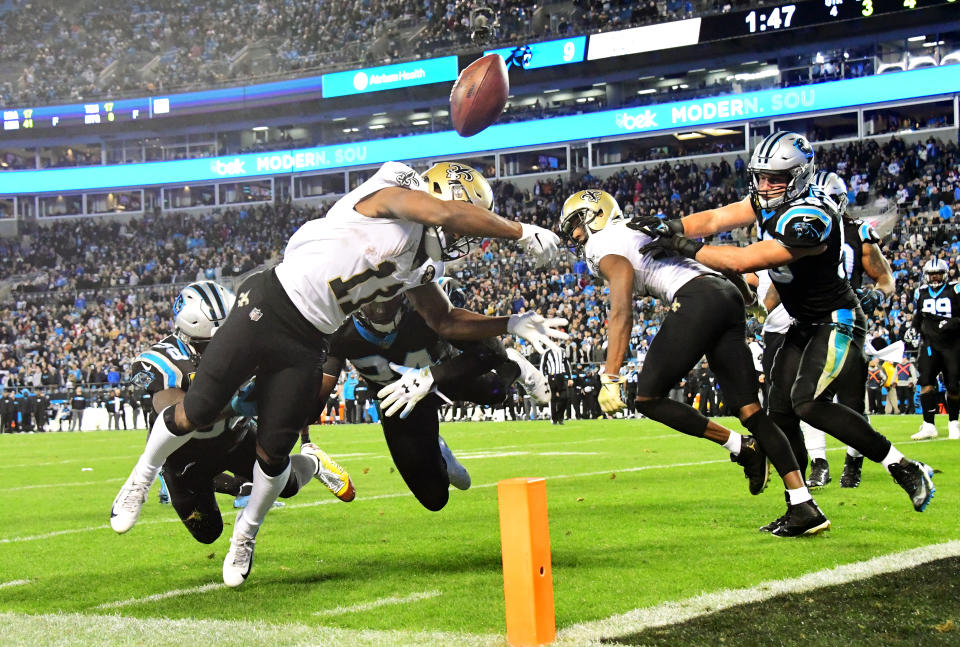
<box><xmin>627</xmin><ymin>215</ymin><xmax>684</xmax><ymax>238</ymax></box>
<box><xmin>640</xmin><ymin>234</ymin><xmax>704</xmax><ymax>260</ymax></box>
<box><xmin>855</xmin><ymin>287</ymin><xmax>886</xmax><ymax>314</ymax></box>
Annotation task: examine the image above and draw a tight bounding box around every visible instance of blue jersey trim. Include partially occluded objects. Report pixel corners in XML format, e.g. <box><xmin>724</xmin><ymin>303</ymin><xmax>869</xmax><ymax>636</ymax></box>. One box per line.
<box><xmin>352</xmin><ymin>318</ymin><xmax>399</xmax><ymax>349</ymax></box>
<box><xmin>139</xmin><ymin>351</ymin><xmax>179</xmax><ymax>388</ymax></box>
<box><xmin>775</xmin><ymin>207</ymin><xmax>832</xmax><ymax>239</ymax></box>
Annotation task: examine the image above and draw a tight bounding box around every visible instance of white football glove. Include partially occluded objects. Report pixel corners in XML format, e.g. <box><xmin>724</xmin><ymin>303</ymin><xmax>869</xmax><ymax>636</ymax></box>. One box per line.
<box><xmin>507</xmin><ymin>312</ymin><xmax>569</xmax><ymax>355</ymax></box>
<box><xmin>518</xmin><ymin>223</ymin><xmax>561</xmax><ymax>268</ymax></box>
<box><xmin>377</xmin><ymin>363</ymin><xmax>436</xmax><ymax>419</ymax></box>
<box><xmin>598</xmin><ymin>374</ymin><xmax>626</xmax><ymax>413</ymax></box>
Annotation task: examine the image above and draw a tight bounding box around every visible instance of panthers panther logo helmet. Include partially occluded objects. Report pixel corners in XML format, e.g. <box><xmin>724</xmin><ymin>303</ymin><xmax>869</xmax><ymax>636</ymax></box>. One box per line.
<box><xmin>813</xmin><ymin>170</ymin><xmax>849</xmax><ymax>217</ymax></box>
<box><xmin>173</xmin><ymin>281</ymin><xmax>235</xmax><ymax>348</ymax></box>
<box><xmin>421</xmin><ymin>162</ymin><xmax>494</xmax><ymax>261</ymax></box>
<box><xmin>748</xmin><ymin>131</ymin><xmax>816</xmax><ymax>209</ymax></box>
<box><xmin>559</xmin><ymin>189</ymin><xmax>623</xmax><ymax>252</ymax></box>
<box><xmin>923</xmin><ymin>258</ymin><xmax>949</xmax><ymax>288</ymax></box>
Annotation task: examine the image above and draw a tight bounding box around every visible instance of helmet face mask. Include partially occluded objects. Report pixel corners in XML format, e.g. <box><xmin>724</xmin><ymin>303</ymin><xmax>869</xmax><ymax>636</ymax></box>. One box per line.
<box><xmin>173</xmin><ymin>281</ymin><xmax>235</xmax><ymax>349</ymax></box>
<box><xmin>813</xmin><ymin>170</ymin><xmax>849</xmax><ymax>217</ymax></box>
<box><xmin>923</xmin><ymin>259</ymin><xmax>949</xmax><ymax>288</ymax></box>
<box><xmin>560</xmin><ymin>190</ymin><xmax>623</xmax><ymax>253</ymax></box>
<box><xmin>748</xmin><ymin>131</ymin><xmax>815</xmax><ymax>209</ymax></box>
<box><xmin>356</xmin><ymin>295</ymin><xmax>405</xmax><ymax>335</ymax></box>
<box><xmin>422</xmin><ymin>162</ymin><xmax>493</xmax><ymax>261</ymax></box>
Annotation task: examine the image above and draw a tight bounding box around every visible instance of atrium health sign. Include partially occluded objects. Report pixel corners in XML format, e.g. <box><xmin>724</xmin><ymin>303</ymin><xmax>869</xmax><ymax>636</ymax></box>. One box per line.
<box><xmin>1</xmin><ymin>65</ymin><xmax>957</xmax><ymax>195</ymax></box>
<box><xmin>321</xmin><ymin>56</ymin><xmax>458</xmax><ymax>98</ymax></box>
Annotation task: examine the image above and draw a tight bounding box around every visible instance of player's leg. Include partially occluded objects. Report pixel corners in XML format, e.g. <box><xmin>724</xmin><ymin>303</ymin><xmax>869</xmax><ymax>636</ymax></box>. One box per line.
<box><xmin>790</xmin><ymin>320</ymin><xmax>935</xmax><ymax>512</ymax></box>
<box><xmin>914</xmin><ymin>346</ymin><xmax>942</xmax><ymax>439</ymax></box>
<box><xmin>165</xmin><ymin>469</ymin><xmax>224</xmax><ymax>544</ymax></box>
<box><xmin>941</xmin><ymin>347</ymin><xmax>960</xmax><ymax>439</ymax></box>
<box><xmin>382</xmin><ymin>396</ymin><xmax>455</xmax><ymax>510</ymax></box>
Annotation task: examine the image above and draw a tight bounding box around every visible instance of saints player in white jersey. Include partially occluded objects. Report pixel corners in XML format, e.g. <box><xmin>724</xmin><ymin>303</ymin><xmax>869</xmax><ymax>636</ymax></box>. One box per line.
<box><xmin>111</xmin><ymin>160</ymin><xmax>568</xmax><ymax>587</ymax></box>
<box><xmin>560</xmin><ymin>189</ymin><xmax>827</xmax><ymax>538</ymax></box>
<box><xmin>631</xmin><ymin>131</ymin><xmax>934</xmax><ymax>523</ymax></box>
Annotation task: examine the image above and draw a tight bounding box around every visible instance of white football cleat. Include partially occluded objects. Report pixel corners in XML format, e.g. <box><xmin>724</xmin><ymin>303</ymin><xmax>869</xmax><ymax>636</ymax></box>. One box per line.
<box><xmin>911</xmin><ymin>422</ymin><xmax>938</xmax><ymax>440</ymax></box>
<box><xmin>300</xmin><ymin>443</ymin><xmax>355</xmax><ymax>502</ymax></box>
<box><xmin>948</xmin><ymin>420</ymin><xmax>960</xmax><ymax>440</ymax></box>
<box><xmin>110</xmin><ymin>472</ymin><xmax>153</xmax><ymax>534</ymax></box>
<box><xmin>506</xmin><ymin>347</ymin><xmax>551</xmax><ymax>405</ymax></box>
<box><xmin>223</xmin><ymin>513</ymin><xmax>256</xmax><ymax>588</ymax></box>
<box><xmin>439</xmin><ymin>435</ymin><xmax>471</xmax><ymax>490</ymax></box>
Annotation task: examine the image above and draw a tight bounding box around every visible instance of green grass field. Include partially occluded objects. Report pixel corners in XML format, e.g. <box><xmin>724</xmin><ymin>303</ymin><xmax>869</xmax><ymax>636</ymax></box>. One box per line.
<box><xmin>1</xmin><ymin>415</ymin><xmax>957</xmax><ymax>646</ymax></box>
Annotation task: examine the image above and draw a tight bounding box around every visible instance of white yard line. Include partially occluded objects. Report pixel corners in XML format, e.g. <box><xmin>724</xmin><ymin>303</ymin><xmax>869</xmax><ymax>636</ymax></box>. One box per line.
<box><xmin>2</xmin><ymin>541</ymin><xmax>958</xmax><ymax>647</ymax></box>
<box><xmin>95</xmin><ymin>583</ymin><xmax>224</xmax><ymax>609</ymax></box>
<box><xmin>0</xmin><ymin>478</ymin><xmax>124</xmax><ymax>492</ymax></box>
<box><xmin>0</xmin><ymin>579</ymin><xmax>30</xmax><ymax>589</ymax></box>
<box><xmin>313</xmin><ymin>590</ymin><xmax>442</xmax><ymax>617</ymax></box>
<box><xmin>555</xmin><ymin>539</ymin><xmax>960</xmax><ymax>645</ymax></box>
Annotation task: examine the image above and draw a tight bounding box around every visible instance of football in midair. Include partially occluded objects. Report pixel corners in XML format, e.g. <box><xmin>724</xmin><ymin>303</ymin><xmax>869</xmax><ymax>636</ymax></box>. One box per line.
<box><xmin>450</xmin><ymin>54</ymin><xmax>509</xmax><ymax>137</ymax></box>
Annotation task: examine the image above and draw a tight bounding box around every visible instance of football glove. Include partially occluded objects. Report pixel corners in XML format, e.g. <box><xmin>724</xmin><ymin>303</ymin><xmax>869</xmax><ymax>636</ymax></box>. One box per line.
<box><xmin>598</xmin><ymin>374</ymin><xmax>626</xmax><ymax>413</ymax></box>
<box><xmin>640</xmin><ymin>234</ymin><xmax>704</xmax><ymax>260</ymax></box>
<box><xmin>377</xmin><ymin>363</ymin><xmax>436</xmax><ymax>419</ymax></box>
<box><xmin>507</xmin><ymin>312</ymin><xmax>569</xmax><ymax>355</ymax></box>
<box><xmin>518</xmin><ymin>223</ymin><xmax>562</xmax><ymax>268</ymax></box>
<box><xmin>230</xmin><ymin>379</ymin><xmax>258</xmax><ymax>418</ymax></box>
<box><xmin>627</xmin><ymin>215</ymin><xmax>683</xmax><ymax>238</ymax></box>
<box><xmin>855</xmin><ymin>287</ymin><xmax>886</xmax><ymax>314</ymax></box>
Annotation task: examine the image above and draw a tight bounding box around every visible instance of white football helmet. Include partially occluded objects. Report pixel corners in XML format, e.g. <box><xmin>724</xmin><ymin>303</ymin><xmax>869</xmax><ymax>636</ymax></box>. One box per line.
<box><xmin>923</xmin><ymin>259</ymin><xmax>949</xmax><ymax>287</ymax></box>
<box><xmin>421</xmin><ymin>162</ymin><xmax>494</xmax><ymax>261</ymax></box>
<box><xmin>748</xmin><ymin>131</ymin><xmax>816</xmax><ymax>209</ymax></box>
<box><xmin>813</xmin><ymin>170</ymin><xmax>849</xmax><ymax>217</ymax></box>
<box><xmin>173</xmin><ymin>281</ymin><xmax>235</xmax><ymax>346</ymax></box>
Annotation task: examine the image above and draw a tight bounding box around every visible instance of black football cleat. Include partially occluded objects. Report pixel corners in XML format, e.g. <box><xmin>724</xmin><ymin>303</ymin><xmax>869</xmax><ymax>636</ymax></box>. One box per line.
<box><xmin>733</xmin><ymin>435</ymin><xmax>770</xmax><ymax>495</ymax></box>
<box><xmin>806</xmin><ymin>458</ymin><xmax>831</xmax><ymax>488</ymax></box>
<box><xmin>771</xmin><ymin>499</ymin><xmax>831</xmax><ymax>538</ymax></box>
<box><xmin>889</xmin><ymin>458</ymin><xmax>936</xmax><ymax>512</ymax></box>
<box><xmin>840</xmin><ymin>454</ymin><xmax>863</xmax><ymax>488</ymax></box>
<box><xmin>760</xmin><ymin>492</ymin><xmax>790</xmax><ymax>533</ymax></box>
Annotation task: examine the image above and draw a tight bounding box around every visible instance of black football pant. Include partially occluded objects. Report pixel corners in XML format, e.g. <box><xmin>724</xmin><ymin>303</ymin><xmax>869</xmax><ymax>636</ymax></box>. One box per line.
<box><xmin>767</xmin><ymin>308</ymin><xmax>892</xmax><ymax>469</ymax></box>
<box><xmin>183</xmin><ymin>269</ymin><xmax>329</xmax><ymax>471</ymax></box>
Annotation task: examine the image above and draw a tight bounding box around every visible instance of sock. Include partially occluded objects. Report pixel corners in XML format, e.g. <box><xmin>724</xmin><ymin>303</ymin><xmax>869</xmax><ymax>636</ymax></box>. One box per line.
<box><xmin>722</xmin><ymin>431</ymin><xmax>742</xmax><ymax>455</ymax></box>
<box><xmin>283</xmin><ymin>454</ymin><xmax>318</xmax><ymax>497</ymax></box>
<box><xmin>947</xmin><ymin>393</ymin><xmax>960</xmax><ymax>420</ymax></box>
<box><xmin>919</xmin><ymin>390</ymin><xmax>938</xmax><ymax>424</ymax></box>
<box><xmin>235</xmin><ymin>458</ymin><xmax>291</xmax><ymax>538</ymax></box>
<box><xmin>132</xmin><ymin>407</ymin><xmax>192</xmax><ymax>484</ymax></box>
<box><xmin>801</xmin><ymin>421</ymin><xmax>827</xmax><ymax>461</ymax></box>
<box><xmin>846</xmin><ymin>446</ymin><xmax>862</xmax><ymax>459</ymax></box>
<box><xmin>787</xmin><ymin>486</ymin><xmax>812</xmax><ymax>505</ymax></box>
<box><xmin>881</xmin><ymin>446</ymin><xmax>905</xmax><ymax>473</ymax></box>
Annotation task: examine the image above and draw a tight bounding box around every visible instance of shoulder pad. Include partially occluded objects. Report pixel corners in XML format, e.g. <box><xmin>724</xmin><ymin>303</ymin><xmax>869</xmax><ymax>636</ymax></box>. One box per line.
<box><xmin>771</xmin><ymin>206</ymin><xmax>832</xmax><ymax>248</ymax></box>
<box><xmin>954</xmin><ymin>283</ymin><xmax>960</xmax><ymax>294</ymax></box>
<box><xmin>914</xmin><ymin>288</ymin><xmax>921</xmax><ymax>300</ymax></box>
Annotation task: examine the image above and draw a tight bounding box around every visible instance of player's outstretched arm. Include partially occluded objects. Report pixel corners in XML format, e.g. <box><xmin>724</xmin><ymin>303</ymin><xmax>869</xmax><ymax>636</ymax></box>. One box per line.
<box><xmin>862</xmin><ymin>242</ymin><xmax>895</xmax><ymax>297</ymax></box>
<box><xmin>596</xmin><ymin>254</ymin><xmax>633</xmax><ymax>377</ymax></box>
<box><xmin>680</xmin><ymin>197</ymin><xmax>755</xmax><ymax>238</ymax></box>
<box><xmin>406</xmin><ymin>282</ymin><xmax>568</xmax><ymax>353</ymax></box>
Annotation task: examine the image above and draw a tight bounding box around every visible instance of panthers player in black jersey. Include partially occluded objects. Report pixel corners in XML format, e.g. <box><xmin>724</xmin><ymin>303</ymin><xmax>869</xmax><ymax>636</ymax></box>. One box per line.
<box><xmin>633</xmin><ymin>131</ymin><xmax>935</xmax><ymax>526</ymax></box>
<box><xmin>319</xmin><ymin>276</ymin><xmax>550</xmax><ymax>511</ymax></box>
<box><xmin>122</xmin><ymin>281</ymin><xmax>353</xmax><ymax>547</ymax></box>
<box><xmin>796</xmin><ymin>171</ymin><xmax>895</xmax><ymax>489</ymax></box>
<box><xmin>911</xmin><ymin>258</ymin><xmax>960</xmax><ymax>441</ymax></box>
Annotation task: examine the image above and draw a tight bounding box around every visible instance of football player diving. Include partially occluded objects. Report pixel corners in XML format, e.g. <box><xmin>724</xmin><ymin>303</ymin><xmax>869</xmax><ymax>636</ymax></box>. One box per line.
<box><xmin>560</xmin><ymin>188</ymin><xmax>826</xmax><ymax>537</ymax></box>
<box><xmin>112</xmin><ymin>159</ymin><xmax>567</xmax><ymax>588</ymax></box>
<box><xmin>126</xmin><ymin>281</ymin><xmax>354</xmax><ymax>546</ymax></box>
<box><xmin>630</xmin><ymin>131</ymin><xmax>935</xmax><ymax>528</ymax></box>
<box><xmin>911</xmin><ymin>257</ymin><xmax>960</xmax><ymax>441</ymax></box>
<box><xmin>793</xmin><ymin>171</ymin><xmax>896</xmax><ymax>489</ymax></box>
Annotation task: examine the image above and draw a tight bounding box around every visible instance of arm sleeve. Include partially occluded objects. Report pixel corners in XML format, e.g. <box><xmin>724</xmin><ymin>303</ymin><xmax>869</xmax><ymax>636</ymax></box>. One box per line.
<box><xmin>769</xmin><ymin>207</ymin><xmax>832</xmax><ymax>248</ymax></box>
<box><xmin>129</xmin><ymin>360</ymin><xmax>166</xmax><ymax>395</ymax></box>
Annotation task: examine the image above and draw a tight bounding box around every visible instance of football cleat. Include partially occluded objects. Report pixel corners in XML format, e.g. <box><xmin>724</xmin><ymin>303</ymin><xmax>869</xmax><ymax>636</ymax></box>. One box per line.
<box><xmin>771</xmin><ymin>499</ymin><xmax>831</xmax><ymax>538</ymax></box>
<box><xmin>301</xmin><ymin>443</ymin><xmax>355</xmax><ymax>502</ymax></box>
<box><xmin>806</xmin><ymin>458</ymin><xmax>831</xmax><ymax>488</ymax></box>
<box><xmin>110</xmin><ymin>472</ymin><xmax>153</xmax><ymax>534</ymax></box>
<box><xmin>760</xmin><ymin>492</ymin><xmax>790</xmax><ymax>533</ymax></box>
<box><xmin>439</xmin><ymin>435</ymin><xmax>471</xmax><ymax>490</ymax></box>
<box><xmin>732</xmin><ymin>435</ymin><xmax>770</xmax><ymax>496</ymax></box>
<box><xmin>889</xmin><ymin>458</ymin><xmax>936</xmax><ymax>512</ymax></box>
<box><xmin>505</xmin><ymin>348</ymin><xmax>551</xmax><ymax>406</ymax></box>
<box><xmin>911</xmin><ymin>422</ymin><xmax>938</xmax><ymax>440</ymax></box>
<box><xmin>949</xmin><ymin>420</ymin><xmax>960</xmax><ymax>440</ymax></box>
<box><xmin>840</xmin><ymin>454</ymin><xmax>863</xmax><ymax>488</ymax></box>
<box><xmin>223</xmin><ymin>513</ymin><xmax>256</xmax><ymax>588</ymax></box>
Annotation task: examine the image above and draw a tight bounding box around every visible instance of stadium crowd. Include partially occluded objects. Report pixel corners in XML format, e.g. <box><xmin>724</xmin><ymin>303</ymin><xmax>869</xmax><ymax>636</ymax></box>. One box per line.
<box><xmin>0</xmin><ymin>132</ymin><xmax>956</xmax><ymax>429</ymax></box>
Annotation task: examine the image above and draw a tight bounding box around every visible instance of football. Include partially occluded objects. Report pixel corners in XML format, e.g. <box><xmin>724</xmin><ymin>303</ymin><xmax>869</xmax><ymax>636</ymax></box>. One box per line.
<box><xmin>450</xmin><ymin>54</ymin><xmax>509</xmax><ymax>137</ymax></box>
